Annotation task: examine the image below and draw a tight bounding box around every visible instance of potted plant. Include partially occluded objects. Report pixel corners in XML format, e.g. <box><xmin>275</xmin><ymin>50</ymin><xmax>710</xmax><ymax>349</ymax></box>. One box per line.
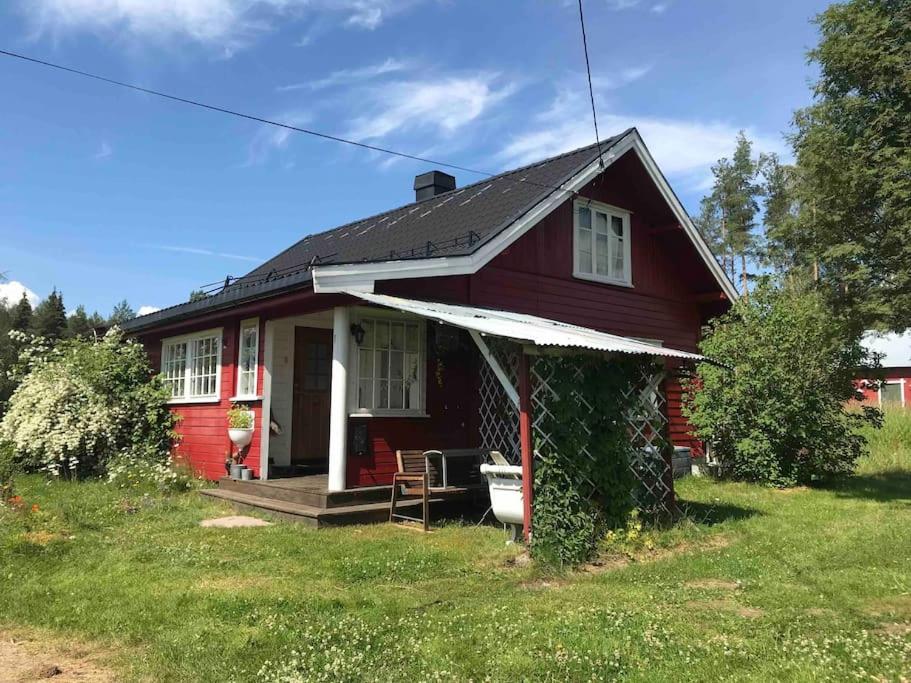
<box><xmin>228</xmin><ymin>402</ymin><xmax>254</xmax><ymax>444</ymax></box>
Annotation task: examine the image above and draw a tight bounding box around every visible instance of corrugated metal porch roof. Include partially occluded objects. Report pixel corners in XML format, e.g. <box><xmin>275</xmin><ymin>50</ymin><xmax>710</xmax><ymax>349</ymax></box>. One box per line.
<box><xmin>350</xmin><ymin>292</ymin><xmax>706</xmax><ymax>362</ymax></box>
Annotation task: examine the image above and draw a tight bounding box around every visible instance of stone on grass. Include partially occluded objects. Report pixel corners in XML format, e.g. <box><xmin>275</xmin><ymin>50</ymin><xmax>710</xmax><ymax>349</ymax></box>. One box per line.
<box><xmin>200</xmin><ymin>515</ymin><xmax>272</xmax><ymax>528</ymax></box>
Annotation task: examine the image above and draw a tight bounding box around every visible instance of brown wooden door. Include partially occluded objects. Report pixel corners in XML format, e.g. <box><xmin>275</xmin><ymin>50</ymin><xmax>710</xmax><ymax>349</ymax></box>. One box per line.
<box><xmin>291</xmin><ymin>327</ymin><xmax>333</xmax><ymax>468</ymax></box>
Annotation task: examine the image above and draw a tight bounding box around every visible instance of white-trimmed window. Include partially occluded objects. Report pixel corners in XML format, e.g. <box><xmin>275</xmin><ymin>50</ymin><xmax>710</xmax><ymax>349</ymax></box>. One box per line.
<box><xmin>160</xmin><ymin>328</ymin><xmax>223</xmax><ymax>403</ymax></box>
<box><xmin>573</xmin><ymin>199</ymin><xmax>632</xmax><ymax>287</ymax></box>
<box><xmin>235</xmin><ymin>318</ymin><xmax>259</xmax><ymax>399</ymax></box>
<box><xmin>879</xmin><ymin>380</ymin><xmax>905</xmax><ymax>407</ymax></box>
<box><xmin>351</xmin><ymin>315</ymin><xmax>425</xmax><ymax>416</ymax></box>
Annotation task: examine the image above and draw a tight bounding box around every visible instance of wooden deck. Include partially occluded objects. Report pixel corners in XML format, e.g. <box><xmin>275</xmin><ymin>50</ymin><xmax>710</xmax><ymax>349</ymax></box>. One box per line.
<box><xmin>200</xmin><ymin>474</ymin><xmax>483</xmax><ymax>527</ymax></box>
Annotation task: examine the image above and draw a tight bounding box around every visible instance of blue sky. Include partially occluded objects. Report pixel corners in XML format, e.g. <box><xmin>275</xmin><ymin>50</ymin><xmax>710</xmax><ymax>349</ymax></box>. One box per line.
<box><xmin>0</xmin><ymin>0</ymin><xmax>829</xmax><ymax>317</ymax></box>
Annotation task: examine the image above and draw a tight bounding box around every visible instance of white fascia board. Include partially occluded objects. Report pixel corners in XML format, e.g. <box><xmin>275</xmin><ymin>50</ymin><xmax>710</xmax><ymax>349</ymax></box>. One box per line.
<box><xmin>312</xmin><ymin>131</ymin><xmax>738</xmax><ymax>301</ymax></box>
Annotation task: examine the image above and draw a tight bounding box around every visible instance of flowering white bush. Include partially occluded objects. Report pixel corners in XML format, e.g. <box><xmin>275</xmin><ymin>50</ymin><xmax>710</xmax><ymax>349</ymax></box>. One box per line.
<box><xmin>106</xmin><ymin>447</ymin><xmax>197</xmax><ymax>492</ymax></box>
<box><xmin>0</xmin><ymin>328</ymin><xmax>175</xmax><ymax>477</ymax></box>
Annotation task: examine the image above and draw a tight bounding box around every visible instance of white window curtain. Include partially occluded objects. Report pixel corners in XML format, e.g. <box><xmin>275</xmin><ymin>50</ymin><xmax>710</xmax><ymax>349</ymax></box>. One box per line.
<box><xmin>161</xmin><ymin>329</ymin><xmax>222</xmax><ymax>401</ymax></box>
<box><xmin>575</xmin><ymin>202</ymin><xmax>631</xmax><ymax>285</ymax></box>
<box><xmin>354</xmin><ymin>317</ymin><xmax>423</xmax><ymax>414</ymax></box>
<box><xmin>236</xmin><ymin>320</ymin><xmax>259</xmax><ymax>397</ymax></box>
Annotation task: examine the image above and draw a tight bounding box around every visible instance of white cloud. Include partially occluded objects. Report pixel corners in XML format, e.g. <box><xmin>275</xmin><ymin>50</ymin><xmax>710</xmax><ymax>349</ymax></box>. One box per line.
<box><xmin>245</xmin><ymin>111</ymin><xmax>311</xmax><ymax>165</ymax></box>
<box><xmin>93</xmin><ymin>141</ymin><xmax>113</xmax><ymax>160</ymax></box>
<box><xmin>651</xmin><ymin>2</ymin><xmax>671</xmax><ymax>13</ymax></box>
<box><xmin>495</xmin><ymin>89</ymin><xmax>787</xmax><ymax>192</ymax></box>
<box><xmin>137</xmin><ymin>305</ymin><xmax>160</xmax><ymax>316</ymax></box>
<box><xmin>346</xmin><ymin>74</ymin><xmax>518</xmax><ymax>142</ymax></box>
<box><xmin>606</xmin><ymin>0</ymin><xmax>641</xmax><ymax>9</ymax></box>
<box><xmin>143</xmin><ymin>244</ymin><xmax>262</xmax><ymax>263</ymax></box>
<box><xmin>21</xmin><ymin>0</ymin><xmax>422</xmax><ymax>52</ymax></box>
<box><xmin>278</xmin><ymin>58</ymin><xmax>410</xmax><ymax>92</ymax></box>
<box><xmin>0</xmin><ymin>280</ymin><xmax>40</xmax><ymax>308</ymax></box>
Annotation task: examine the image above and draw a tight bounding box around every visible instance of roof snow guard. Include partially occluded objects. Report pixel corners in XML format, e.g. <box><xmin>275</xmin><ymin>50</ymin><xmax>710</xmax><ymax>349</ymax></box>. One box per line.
<box><xmin>350</xmin><ymin>292</ymin><xmax>706</xmax><ymax>362</ymax></box>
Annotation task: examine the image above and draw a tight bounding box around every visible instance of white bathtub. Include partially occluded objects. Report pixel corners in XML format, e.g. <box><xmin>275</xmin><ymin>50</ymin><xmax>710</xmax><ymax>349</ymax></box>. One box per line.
<box><xmin>480</xmin><ymin>463</ymin><xmax>524</xmax><ymax>526</ymax></box>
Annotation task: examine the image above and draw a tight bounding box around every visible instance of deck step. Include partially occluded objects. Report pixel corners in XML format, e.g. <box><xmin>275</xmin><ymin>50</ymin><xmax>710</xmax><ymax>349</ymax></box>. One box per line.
<box><xmin>200</xmin><ymin>487</ymin><xmax>435</xmax><ymax>527</ymax></box>
<box><xmin>216</xmin><ymin>477</ymin><xmax>395</xmax><ymax>509</ymax></box>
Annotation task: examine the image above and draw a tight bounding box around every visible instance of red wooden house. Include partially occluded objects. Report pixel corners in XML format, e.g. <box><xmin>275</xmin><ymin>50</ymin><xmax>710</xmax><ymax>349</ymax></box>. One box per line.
<box><xmin>121</xmin><ymin>129</ymin><xmax>734</xmax><ymax>522</ymax></box>
<box><xmin>857</xmin><ymin>332</ymin><xmax>911</xmax><ymax>408</ymax></box>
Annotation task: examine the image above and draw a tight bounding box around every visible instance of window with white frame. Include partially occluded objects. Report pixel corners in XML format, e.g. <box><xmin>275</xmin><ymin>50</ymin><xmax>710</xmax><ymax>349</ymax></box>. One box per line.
<box><xmin>352</xmin><ymin>317</ymin><xmax>424</xmax><ymax>414</ymax></box>
<box><xmin>160</xmin><ymin>329</ymin><xmax>222</xmax><ymax>402</ymax></box>
<box><xmin>236</xmin><ymin>319</ymin><xmax>259</xmax><ymax>398</ymax></box>
<box><xmin>880</xmin><ymin>381</ymin><xmax>904</xmax><ymax>406</ymax></box>
<box><xmin>574</xmin><ymin>200</ymin><xmax>632</xmax><ymax>286</ymax></box>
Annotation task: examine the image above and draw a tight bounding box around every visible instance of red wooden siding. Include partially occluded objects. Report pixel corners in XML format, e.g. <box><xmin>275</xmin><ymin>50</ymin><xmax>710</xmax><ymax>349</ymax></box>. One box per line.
<box><xmin>378</xmin><ymin>152</ymin><xmax>720</xmax><ymax>463</ymax></box>
<box><xmin>139</xmin><ymin>150</ymin><xmax>724</xmax><ymax>484</ymax></box>
<box><xmin>346</xmin><ymin>329</ymin><xmax>476</xmax><ymax>486</ymax></box>
<box><xmin>142</xmin><ymin>316</ymin><xmax>266</xmax><ymax>481</ymax></box>
<box><xmin>855</xmin><ymin>368</ymin><xmax>911</xmax><ymax>406</ymax></box>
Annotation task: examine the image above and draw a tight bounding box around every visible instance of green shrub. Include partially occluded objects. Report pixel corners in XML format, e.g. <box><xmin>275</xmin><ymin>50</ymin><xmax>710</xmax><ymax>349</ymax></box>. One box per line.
<box><xmin>0</xmin><ymin>328</ymin><xmax>176</xmax><ymax>478</ymax></box>
<box><xmin>0</xmin><ymin>440</ymin><xmax>16</xmax><ymax>500</ymax></box>
<box><xmin>531</xmin><ymin>355</ymin><xmax>641</xmax><ymax>567</ymax></box>
<box><xmin>684</xmin><ymin>282</ymin><xmax>880</xmax><ymax>486</ymax></box>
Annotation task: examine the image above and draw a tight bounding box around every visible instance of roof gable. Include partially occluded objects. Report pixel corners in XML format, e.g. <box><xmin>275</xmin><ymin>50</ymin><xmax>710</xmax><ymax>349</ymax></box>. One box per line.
<box><xmin>122</xmin><ymin>128</ymin><xmax>735</xmax><ymax>333</ymax></box>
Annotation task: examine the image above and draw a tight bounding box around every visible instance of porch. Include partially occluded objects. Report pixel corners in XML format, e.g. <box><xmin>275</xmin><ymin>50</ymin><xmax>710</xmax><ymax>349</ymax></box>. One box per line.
<box><xmin>202</xmin><ymin>474</ymin><xmax>479</xmax><ymax>527</ymax></box>
<box><xmin>214</xmin><ymin>292</ymin><xmax>703</xmax><ymax>530</ymax></box>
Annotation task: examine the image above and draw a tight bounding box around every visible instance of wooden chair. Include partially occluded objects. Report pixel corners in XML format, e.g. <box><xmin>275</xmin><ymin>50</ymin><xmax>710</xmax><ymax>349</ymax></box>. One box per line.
<box><xmin>389</xmin><ymin>450</ymin><xmax>438</xmax><ymax>532</ymax></box>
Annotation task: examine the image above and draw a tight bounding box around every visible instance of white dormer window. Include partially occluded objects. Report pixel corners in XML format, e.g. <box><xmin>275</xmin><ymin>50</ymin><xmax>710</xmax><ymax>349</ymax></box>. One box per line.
<box><xmin>573</xmin><ymin>199</ymin><xmax>632</xmax><ymax>287</ymax></box>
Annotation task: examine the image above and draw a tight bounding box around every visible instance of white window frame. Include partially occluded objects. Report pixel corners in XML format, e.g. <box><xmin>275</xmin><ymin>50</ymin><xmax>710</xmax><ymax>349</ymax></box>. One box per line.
<box><xmin>573</xmin><ymin>199</ymin><xmax>633</xmax><ymax>288</ymax></box>
<box><xmin>348</xmin><ymin>308</ymin><xmax>427</xmax><ymax>418</ymax></box>
<box><xmin>232</xmin><ymin>318</ymin><xmax>261</xmax><ymax>401</ymax></box>
<box><xmin>160</xmin><ymin>327</ymin><xmax>223</xmax><ymax>404</ymax></box>
<box><xmin>878</xmin><ymin>379</ymin><xmax>906</xmax><ymax>407</ymax></box>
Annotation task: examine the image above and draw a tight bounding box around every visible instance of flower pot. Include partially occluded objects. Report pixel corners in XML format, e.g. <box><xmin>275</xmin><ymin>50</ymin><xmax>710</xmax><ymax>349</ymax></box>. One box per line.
<box><xmin>229</xmin><ymin>463</ymin><xmax>243</xmax><ymax>480</ymax></box>
<box><xmin>240</xmin><ymin>468</ymin><xmax>254</xmax><ymax>481</ymax></box>
<box><xmin>228</xmin><ymin>427</ymin><xmax>254</xmax><ymax>449</ymax></box>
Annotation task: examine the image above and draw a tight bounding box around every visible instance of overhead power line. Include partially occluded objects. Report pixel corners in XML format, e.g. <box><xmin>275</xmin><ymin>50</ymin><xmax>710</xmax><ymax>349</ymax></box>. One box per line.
<box><xmin>0</xmin><ymin>48</ymin><xmax>496</xmax><ymax>179</ymax></box>
<box><xmin>0</xmin><ymin>48</ymin><xmax>602</xmax><ymax>199</ymax></box>
<box><xmin>577</xmin><ymin>0</ymin><xmax>604</xmax><ymax>167</ymax></box>
<box><xmin>0</xmin><ymin>47</ymin><xmax>621</xmax><ymax>300</ymax></box>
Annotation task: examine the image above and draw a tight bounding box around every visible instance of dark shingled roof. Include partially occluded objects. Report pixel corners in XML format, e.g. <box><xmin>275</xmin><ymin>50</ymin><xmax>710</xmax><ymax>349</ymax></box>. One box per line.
<box><xmin>122</xmin><ymin>131</ymin><xmax>629</xmax><ymax>333</ymax></box>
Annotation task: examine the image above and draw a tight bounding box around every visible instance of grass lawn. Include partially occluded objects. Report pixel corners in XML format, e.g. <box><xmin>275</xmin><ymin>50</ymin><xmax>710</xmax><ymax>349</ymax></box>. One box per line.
<box><xmin>1</xmin><ymin>412</ymin><xmax>910</xmax><ymax>681</ymax></box>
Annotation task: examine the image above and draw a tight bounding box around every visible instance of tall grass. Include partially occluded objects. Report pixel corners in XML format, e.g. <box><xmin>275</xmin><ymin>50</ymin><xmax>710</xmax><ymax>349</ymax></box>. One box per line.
<box><xmin>857</xmin><ymin>405</ymin><xmax>911</xmax><ymax>475</ymax></box>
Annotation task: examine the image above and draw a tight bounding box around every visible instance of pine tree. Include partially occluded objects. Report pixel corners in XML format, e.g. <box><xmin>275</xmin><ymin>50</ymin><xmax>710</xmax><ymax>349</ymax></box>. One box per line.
<box><xmin>88</xmin><ymin>311</ymin><xmax>106</xmax><ymax>330</ymax></box>
<box><xmin>66</xmin><ymin>305</ymin><xmax>93</xmax><ymax>339</ymax></box>
<box><xmin>32</xmin><ymin>288</ymin><xmax>68</xmax><ymax>341</ymax></box>
<box><xmin>791</xmin><ymin>0</ymin><xmax>911</xmax><ymax>331</ymax></box>
<box><xmin>701</xmin><ymin>132</ymin><xmax>764</xmax><ymax>297</ymax></box>
<box><xmin>108</xmin><ymin>300</ymin><xmax>136</xmax><ymax>326</ymax></box>
<box><xmin>11</xmin><ymin>292</ymin><xmax>32</xmax><ymax>332</ymax></box>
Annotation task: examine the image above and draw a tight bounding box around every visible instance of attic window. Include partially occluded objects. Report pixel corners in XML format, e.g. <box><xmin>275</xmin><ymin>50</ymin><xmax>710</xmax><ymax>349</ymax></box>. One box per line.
<box><xmin>573</xmin><ymin>200</ymin><xmax>632</xmax><ymax>287</ymax></box>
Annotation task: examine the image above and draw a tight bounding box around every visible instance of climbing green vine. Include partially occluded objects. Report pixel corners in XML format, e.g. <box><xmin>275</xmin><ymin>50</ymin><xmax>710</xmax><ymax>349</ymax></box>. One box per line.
<box><xmin>530</xmin><ymin>354</ymin><xmax>648</xmax><ymax>567</ymax></box>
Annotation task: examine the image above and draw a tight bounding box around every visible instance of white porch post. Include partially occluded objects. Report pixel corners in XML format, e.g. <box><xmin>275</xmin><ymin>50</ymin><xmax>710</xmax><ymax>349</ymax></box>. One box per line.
<box><xmin>259</xmin><ymin>320</ymin><xmax>275</xmax><ymax>480</ymax></box>
<box><xmin>328</xmin><ymin>306</ymin><xmax>350</xmax><ymax>492</ymax></box>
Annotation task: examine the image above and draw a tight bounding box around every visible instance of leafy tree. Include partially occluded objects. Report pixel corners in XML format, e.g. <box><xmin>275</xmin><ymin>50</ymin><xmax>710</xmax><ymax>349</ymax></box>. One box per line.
<box><xmin>188</xmin><ymin>289</ymin><xmax>208</xmax><ymax>302</ymax></box>
<box><xmin>0</xmin><ymin>329</ymin><xmax>176</xmax><ymax>478</ymax></box>
<box><xmin>88</xmin><ymin>311</ymin><xmax>106</xmax><ymax>330</ymax></box>
<box><xmin>10</xmin><ymin>292</ymin><xmax>32</xmax><ymax>333</ymax></box>
<box><xmin>31</xmin><ymin>288</ymin><xmax>67</xmax><ymax>341</ymax></box>
<box><xmin>108</xmin><ymin>300</ymin><xmax>136</xmax><ymax>326</ymax></box>
<box><xmin>790</xmin><ymin>0</ymin><xmax>911</xmax><ymax>331</ymax></box>
<box><xmin>683</xmin><ymin>281</ymin><xmax>880</xmax><ymax>486</ymax></box>
<box><xmin>66</xmin><ymin>305</ymin><xmax>94</xmax><ymax>339</ymax></box>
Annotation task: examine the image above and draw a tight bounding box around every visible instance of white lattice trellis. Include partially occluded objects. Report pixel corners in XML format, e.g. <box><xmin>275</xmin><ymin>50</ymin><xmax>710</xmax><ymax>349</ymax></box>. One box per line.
<box><xmin>623</xmin><ymin>363</ymin><xmax>673</xmax><ymax>515</ymax></box>
<box><xmin>477</xmin><ymin>339</ymin><xmax>521</xmax><ymax>463</ymax></box>
<box><xmin>476</xmin><ymin>343</ymin><xmax>674</xmax><ymax>515</ymax></box>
